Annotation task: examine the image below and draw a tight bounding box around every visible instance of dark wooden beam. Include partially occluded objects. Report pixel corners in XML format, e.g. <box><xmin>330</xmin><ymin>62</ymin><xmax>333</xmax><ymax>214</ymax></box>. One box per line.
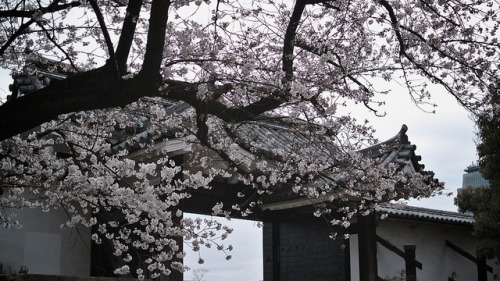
<box><xmin>445</xmin><ymin>240</ymin><xmax>493</xmax><ymax>272</ymax></box>
<box><xmin>271</xmin><ymin>219</ymin><xmax>281</xmax><ymax>281</ymax></box>
<box><xmin>376</xmin><ymin>235</ymin><xmax>422</xmax><ymax>269</ymax></box>
<box><xmin>404</xmin><ymin>245</ymin><xmax>417</xmax><ymax>281</ymax></box>
<box><xmin>344</xmin><ymin>237</ymin><xmax>351</xmax><ymax>281</ymax></box>
<box><xmin>477</xmin><ymin>256</ymin><xmax>488</xmax><ymax>281</ymax></box>
<box><xmin>358</xmin><ymin>213</ymin><xmax>378</xmax><ymax>281</ymax></box>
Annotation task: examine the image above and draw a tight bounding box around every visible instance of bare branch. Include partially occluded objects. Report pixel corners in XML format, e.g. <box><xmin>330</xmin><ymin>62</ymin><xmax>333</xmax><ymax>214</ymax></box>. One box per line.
<box><xmin>35</xmin><ymin>22</ymin><xmax>80</xmax><ymax>72</ymax></box>
<box><xmin>378</xmin><ymin>0</ymin><xmax>473</xmax><ymax>112</ymax></box>
<box><xmin>0</xmin><ymin>1</ymin><xmax>81</xmax><ymax>56</ymax></box>
<box><xmin>295</xmin><ymin>39</ymin><xmax>383</xmax><ymax>115</ymax></box>
<box><xmin>282</xmin><ymin>0</ymin><xmax>306</xmax><ymax>83</ymax></box>
<box><xmin>0</xmin><ymin>18</ymin><xmax>35</xmax><ymax>56</ymax></box>
<box><xmin>418</xmin><ymin>0</ymin><xmax>459</xmax><ymax>27</ymax></box>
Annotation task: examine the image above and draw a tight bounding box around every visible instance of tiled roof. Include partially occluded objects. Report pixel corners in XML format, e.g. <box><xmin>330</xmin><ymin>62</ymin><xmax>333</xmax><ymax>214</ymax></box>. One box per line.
<box><xmin>8</xmin><ymin>57</ymin><xmax>71</xmax><ymax>100</ymax></box>
<box><xmin>376</xmin><ymin>203</ymin><xmax>474</xmax><ymax>226</ymax></box>
<box><xmin>360</xmin><ymin>125</ymin><xmax>431</xmax><ymax>176</ymax></box>
<box><xmin>260</xmin><ymin>125</ymin><xmax>440</xmax><ymax>209</ymax></box>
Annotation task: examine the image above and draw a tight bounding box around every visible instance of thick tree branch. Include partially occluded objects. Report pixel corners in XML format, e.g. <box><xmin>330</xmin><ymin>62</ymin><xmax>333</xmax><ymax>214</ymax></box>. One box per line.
<box><xmin>0</xmin><ymin>1</ymin><xmax>81</xmax><ymax>18</ymax></box>
<box><xmin>165</xmin><ymin>80</ymin><xmax>283</xmax><ymax>123</ymax></box>
<box><xmin>282</xmin><ymin>0</ymin><xmax>306</xmax><ymax>83</ymax></box>
<box><xmin>89</xmin><ymin>0</ymin><xmax>120</xmax><ymax>79</ymax></box>
<box><xmin>378</xmin><ymin>0</ymin><xmax>406</xmax><ymax>56</ymax></box>
<box><xmin>0</xmin><ymin>65</ymin><xmax>153</xmax><ymax>142</ymax></box>
<box><xmin>115</xmin><ymin>0</ymin><xmax>143</xmax><ymax>75</ymax></box>
<box><xmin>0</xmin><ymin>72</ymin><xmax>282</xmax><ymax>142</ymax></box>
<box><xmin>140</xmin><ymin>0</ymin><xmax>171</xmax><ymax>79</ymax></box>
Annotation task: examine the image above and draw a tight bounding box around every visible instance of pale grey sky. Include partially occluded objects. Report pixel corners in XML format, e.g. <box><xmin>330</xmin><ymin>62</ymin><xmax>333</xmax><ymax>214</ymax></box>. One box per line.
<box><xmin>364</xmin><ymin>83</ymin><xmax>477</xmax><ymax>211</ymax></box>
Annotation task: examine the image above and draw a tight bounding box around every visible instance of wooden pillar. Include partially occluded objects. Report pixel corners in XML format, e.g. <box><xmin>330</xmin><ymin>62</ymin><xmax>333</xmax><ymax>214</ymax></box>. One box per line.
<box><xmin>478</xmin><ymin>256</ymin><xmax>487</xmax><ymax>281</ymax></box>
<box><xmin>446</xmin><ymin>240</ymin><xmax>493</xmax><ymax>281</ymax></box>
<box><xmin>404</xmin><ymin>245</ymin><xmax>416</xmax><ymax>281</ymax></box>
<box><xmin>358</xmin><ymin>213</ymin><xmax>378</xmax><ymax>281</ymax></box>
<box><xmin>344</xmin><ymin>237</ymin><xmax>351</xmax><ymax>281</ymax></box>
<box><xmin>272</xmin><ymin>219</ymin><xmax>281</xmax><ymax>281</ymax></box>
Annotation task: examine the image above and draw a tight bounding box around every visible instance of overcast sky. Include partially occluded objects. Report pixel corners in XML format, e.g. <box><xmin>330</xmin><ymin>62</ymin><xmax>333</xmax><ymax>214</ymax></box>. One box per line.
<box><xmin>0</xmin><ymin>70</ymin><xmax>477</xmax><ymax>281</ymax></box>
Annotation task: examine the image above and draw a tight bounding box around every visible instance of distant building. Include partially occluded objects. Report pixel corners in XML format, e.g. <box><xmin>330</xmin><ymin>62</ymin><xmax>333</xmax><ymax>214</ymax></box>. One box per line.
<box><xmin>458</xmin><ymin>164</ymin><xmax>490</xmax><ymax>194</ymax></box>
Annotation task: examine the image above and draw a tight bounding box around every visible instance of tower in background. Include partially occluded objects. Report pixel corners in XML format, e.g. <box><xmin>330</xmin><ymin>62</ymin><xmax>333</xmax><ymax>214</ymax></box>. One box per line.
<box><xmin>458</xmin><ymin>164</ymin><xmax>490</xmax><ymax>194</ymax></box>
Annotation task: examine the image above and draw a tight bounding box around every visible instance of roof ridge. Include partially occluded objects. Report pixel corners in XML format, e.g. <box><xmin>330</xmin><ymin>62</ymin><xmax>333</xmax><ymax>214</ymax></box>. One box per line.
<box><xmin>376</xmin><ymin>203</ymin><xmax>474</xmax><ymax>226</ymax></box>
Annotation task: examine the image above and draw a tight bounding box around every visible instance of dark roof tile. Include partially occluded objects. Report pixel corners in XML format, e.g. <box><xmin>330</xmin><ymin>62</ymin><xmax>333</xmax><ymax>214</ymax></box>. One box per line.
<box><xmin>377</xmin><ymin>203</ymin><xmax>474</xmax><ymax>226</ymax></box>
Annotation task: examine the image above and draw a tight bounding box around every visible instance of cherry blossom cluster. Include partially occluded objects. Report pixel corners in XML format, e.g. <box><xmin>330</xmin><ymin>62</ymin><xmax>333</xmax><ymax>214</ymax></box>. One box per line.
<box><xmin>0</xmin><ymin>100</ymin><xmax>234</xmax><ymax>279</ymax></box>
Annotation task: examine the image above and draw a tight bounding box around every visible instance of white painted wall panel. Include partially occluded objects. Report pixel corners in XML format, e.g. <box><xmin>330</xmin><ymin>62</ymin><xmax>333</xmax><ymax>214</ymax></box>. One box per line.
<box><xmin>0</xmin><ymin>208</ymin><xmax>90</xmax><ymax>277</ymax></box>
<box><xmin>24</xmin><ymin>232</ymin><xmax>61</xmax><ymax>275</ymax></box>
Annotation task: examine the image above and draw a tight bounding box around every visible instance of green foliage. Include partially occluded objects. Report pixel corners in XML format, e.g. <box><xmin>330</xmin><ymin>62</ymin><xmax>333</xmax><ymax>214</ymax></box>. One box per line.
<box><xmin>457</xmin><ymin>82</ymin><xmax>500</xmax><ymax>260</ymax></box>
<box><xmin>456</xmin><ymin>187</ymin><xmax>500</xmax><ymax>259</ymax></box>
<box><xmin>477</xmin><ymin>85</ymin><xmax>500</xmax><ymax>186</ymax></box>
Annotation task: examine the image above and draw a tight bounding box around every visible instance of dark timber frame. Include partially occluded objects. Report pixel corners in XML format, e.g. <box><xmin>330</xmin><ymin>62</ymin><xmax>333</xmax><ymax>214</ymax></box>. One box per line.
<box><xmin>271</xmin><ymin>219</ymin><xmax>281</xmax><ymax>281</ymax></box>
<box><xmin>446</xmin><ymin>240</ymin><xmax>492</xmax><ymax>281</ymax></box>
<box><xmin>358</xmin><ymin>213</ymin><xmax>378</xmax><ymax>281</ymax></box>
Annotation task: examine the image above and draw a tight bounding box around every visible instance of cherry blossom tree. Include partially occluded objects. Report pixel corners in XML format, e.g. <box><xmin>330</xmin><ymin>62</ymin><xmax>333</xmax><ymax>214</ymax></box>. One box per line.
<box><xmin>0</xmin><ymin>0</ymin><xmax>499</xmax><ymax>278</ymax></box>
<box><xmin>456</xmin><ymin>81</ymin><xmax>500</xmax><ymax>260</ymax></box>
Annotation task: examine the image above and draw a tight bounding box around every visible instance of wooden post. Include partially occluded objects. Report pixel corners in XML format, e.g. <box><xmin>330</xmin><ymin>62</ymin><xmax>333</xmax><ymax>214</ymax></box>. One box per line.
<box><xmin>272</xmin><ymin>219</ymin><xmax>281</xmax><ymax>281</ymax></box>
<box><xmin>404</xmin><ymin>245</ymin><xmax>416</xmax><ymax>281</ymax></box>
<box><xmin>344</xmin><ymin>238</ymin><xmax>351</xmax><ymax>281</ymax></box>
<box><xmin>446</xmin><ymin>240</ymin><xmax>493</xmax><ymax>280</ymax></box>
<box><xmin>478</xmin><ymin>256</ymin><xmax>487</xmax><ymax>281</ymax></box>
<box><xmin>358</xmin><ymin>213</ymin><xmax>378</xmax><ymax>281</ymax></box>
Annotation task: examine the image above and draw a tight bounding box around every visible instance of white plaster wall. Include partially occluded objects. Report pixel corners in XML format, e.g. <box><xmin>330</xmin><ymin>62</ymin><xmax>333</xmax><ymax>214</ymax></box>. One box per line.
<box><xmin>0</xmin><ymin>207</ymin><xmax>91</xmax><ymax>276</ymax></box>
<box><xmin>378</xmin><ymin>220</ymin><xmax>474</xmax><ymax>280</ymax></box>
<box><xmin>350</xmin><ymin>219</ymin><xmax>500</xmax><ymax>281</ymax></box>
<box><xmin>349</xmin><ymin>234</ymin><xmax>359</xmax><ymax>281</ymax></box>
